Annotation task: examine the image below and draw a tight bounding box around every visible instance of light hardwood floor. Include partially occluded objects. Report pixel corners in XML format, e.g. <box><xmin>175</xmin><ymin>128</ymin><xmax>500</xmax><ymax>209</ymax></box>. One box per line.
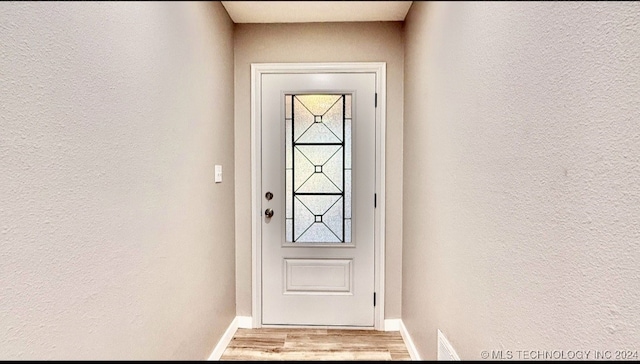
<box><xmin>220</xmin><ymin>328</ymin><xmax>411</xmax><ymax>361</ymax></box>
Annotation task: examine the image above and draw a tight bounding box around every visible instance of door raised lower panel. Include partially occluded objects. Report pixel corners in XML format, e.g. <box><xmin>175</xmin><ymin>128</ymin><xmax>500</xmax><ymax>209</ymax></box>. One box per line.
<box><xmin>284</xmin><ymin>259</ymin><xmax>353</xmax><ymax>295</ymax></box>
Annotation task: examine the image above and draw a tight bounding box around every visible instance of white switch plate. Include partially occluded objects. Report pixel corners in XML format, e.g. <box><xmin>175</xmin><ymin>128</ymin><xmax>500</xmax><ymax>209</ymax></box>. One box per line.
<box><xmin>215</xmin><ymin>165</ymin><xmax>222</xmax><ymax>183</ymax></box>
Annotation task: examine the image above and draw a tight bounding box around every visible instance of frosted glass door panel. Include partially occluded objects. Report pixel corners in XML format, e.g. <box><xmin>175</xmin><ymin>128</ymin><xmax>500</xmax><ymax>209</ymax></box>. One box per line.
<box><xmin>285</xmin><ymin>94</ymin><xmax>352</xmax><ymax>243</ymax></box>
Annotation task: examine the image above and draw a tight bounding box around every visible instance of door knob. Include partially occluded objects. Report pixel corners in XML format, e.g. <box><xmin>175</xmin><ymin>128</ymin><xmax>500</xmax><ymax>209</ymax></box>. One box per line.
<box><xmin>265</xmin><ymin>208</ymin><xmax>274</xmax><ymax>218</ymax></box>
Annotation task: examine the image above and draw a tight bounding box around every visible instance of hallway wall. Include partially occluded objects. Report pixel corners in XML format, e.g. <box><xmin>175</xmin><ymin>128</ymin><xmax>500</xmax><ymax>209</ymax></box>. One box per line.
<box><xmin>0</xmin><ymin>2</ymin><xmax>235</xmax><ymax>359</ymax></box>
<box><xmin>234</xmin><ymin>22</ymin><xmax>404</xmax><ymax>319</ymax></box>
<box><xmin>403</xmin><ymin>2</ymin><xmax>640</xmax><ymax>360</ymax></box>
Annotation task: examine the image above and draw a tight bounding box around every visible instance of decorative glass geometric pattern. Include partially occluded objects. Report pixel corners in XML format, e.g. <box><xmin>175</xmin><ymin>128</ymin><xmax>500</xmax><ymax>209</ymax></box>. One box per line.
<box><xmin>285</xmin><ymin>94</ymin><xmax>352</xmax><ymax>243</ymax></box>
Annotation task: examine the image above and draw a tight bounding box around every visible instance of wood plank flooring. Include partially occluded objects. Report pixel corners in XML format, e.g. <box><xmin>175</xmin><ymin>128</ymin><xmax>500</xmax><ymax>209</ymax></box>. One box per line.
<box><xmin>220</xmin><ymin>328</ymin><xmax>411</xmax><ymax>361</ymax></box>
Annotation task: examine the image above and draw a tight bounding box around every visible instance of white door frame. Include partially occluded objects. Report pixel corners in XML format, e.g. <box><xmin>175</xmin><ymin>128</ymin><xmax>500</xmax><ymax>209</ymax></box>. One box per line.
<box><xmin>251</xmin><ymin>62</ymin><xmax>386</xmax><ymax>330</ymax></box>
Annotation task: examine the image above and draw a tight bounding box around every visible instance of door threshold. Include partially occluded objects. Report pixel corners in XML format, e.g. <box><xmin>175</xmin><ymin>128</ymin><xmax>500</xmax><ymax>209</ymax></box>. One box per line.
<box><xmin>260</xmin><ymin>324</ymin><xmax>375</xmax><ymax>330</ymax></box>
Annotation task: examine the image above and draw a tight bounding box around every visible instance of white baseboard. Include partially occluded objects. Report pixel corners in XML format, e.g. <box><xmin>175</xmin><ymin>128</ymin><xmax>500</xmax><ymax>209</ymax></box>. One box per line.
<box><xmin>237</xmin><ymin>316</ymin><xmax>253</xmax><ymax>329</ymax></box>
<box><xmin>399</xmin><ymin>320</ymin><xmax>421</xmax><ymax>361</ymax></box>
<box><xmin>207</xmin><ymin>317</ymin><xmax>239</xmax><ymax>360</ymax></box>
<box><xmin>384</xmin><ymin>319</ymin><xmax>401</xmax><ymax>331</ymax></box>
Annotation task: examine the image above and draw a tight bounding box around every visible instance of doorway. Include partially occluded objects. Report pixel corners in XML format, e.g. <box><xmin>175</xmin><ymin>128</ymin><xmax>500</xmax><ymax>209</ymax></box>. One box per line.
<box><xmin>251</xmin><ymin>63</ymin><xmax>386</xmax><ymax>329</ymax></box>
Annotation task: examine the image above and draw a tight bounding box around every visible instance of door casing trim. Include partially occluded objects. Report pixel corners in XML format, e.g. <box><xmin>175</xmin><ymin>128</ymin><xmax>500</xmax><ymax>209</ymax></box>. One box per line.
<box><xmin>251</xmin><ymin>62</ymin><xmax>386</xmax><ymax>330</ymax></box>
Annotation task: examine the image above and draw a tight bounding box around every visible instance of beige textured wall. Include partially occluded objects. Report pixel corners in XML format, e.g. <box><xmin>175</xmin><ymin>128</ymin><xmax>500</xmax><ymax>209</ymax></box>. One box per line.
<box><xmin>234</xmin><ymin>22</ymin><xmax>404</xmax><ymax>319</ymax></box>
<box><xmin>0</xmin><ymin>2</ymin><xmax>235</xmax><ymax>359</ymax></box>
<box><xmin>403</xmin><ymin>2</ymin><xmax>640</xmax><ymax>360</ymax></box>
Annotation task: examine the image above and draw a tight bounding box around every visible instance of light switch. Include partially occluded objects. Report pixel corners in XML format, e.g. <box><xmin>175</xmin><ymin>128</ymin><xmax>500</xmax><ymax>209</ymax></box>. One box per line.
<box><xmin>215</xmin><ymin>165</ymin><xmax>222</xmax><ymax>183</ymax></box>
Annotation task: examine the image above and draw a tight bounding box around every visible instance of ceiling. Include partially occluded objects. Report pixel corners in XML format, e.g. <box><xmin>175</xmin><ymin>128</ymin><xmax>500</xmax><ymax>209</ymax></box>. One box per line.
<box><xmin>221</xmin><ymin>1</ymin><xmax>413</xmax><ymax>24</ymax></box>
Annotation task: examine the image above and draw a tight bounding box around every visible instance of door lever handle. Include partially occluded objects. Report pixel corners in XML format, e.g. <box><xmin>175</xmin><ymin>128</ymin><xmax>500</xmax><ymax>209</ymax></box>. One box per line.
<box><xmin>265</xmin><ymin>208</ymin><xmax>274</xmax><ymax>218</ymax></box>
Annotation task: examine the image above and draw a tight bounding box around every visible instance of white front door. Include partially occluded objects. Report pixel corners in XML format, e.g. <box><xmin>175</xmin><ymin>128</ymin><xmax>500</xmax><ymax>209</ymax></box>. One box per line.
<box><xmin>261</xmin><ymin>72</ymin><xmax>377</xmax><ymax>326</ymax></box>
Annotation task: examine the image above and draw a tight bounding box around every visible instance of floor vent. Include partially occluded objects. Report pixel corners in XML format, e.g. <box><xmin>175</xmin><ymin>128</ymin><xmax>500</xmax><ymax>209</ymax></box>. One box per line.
<box><xmin>437</xmin><ymin>329</ymin><xmax>460</xmax><ymax>360</ymax></box>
